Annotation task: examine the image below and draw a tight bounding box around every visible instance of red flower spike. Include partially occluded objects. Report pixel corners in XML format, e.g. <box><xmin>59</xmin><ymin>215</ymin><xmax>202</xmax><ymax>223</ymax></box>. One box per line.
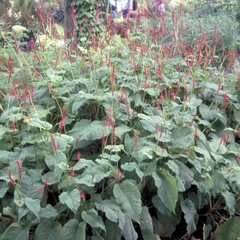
<box><xmin>16</xmin><ymin>159</ymin><xmax>22</xmax><ymax>180</ymax></box>
<box><xmin>7</xmin><ymin>167</ymin><xmax>16</xmax><ymax>184</ymax></box>
<box><xmin>36</xmin><ymin>178</ymin><xmax>48</xmax><ymax>192</ymax></box>
<box><xmin>115</xmin><ymin>169</ymin><xmax>121</xmax><ymax>182</ymax></box>
<box><xmin>105</xmin><ymin>108</ymin><xmax>112</xmax><ymax>127</ymax></box>
<box><xmin>237</xmin><ymin>154</ymin><xmax>240</xmax><ymax>163</ymax></box>
<box><xmin>75</xmin><ymin>137</ymin><xmax>79</xmax><ymax>146</ymax></box>
<box><xmin>194</xmin><ymin>127</ymin><xmax>198</xmax><ymax>139</ymax></box>
<box><xmin>134</xmin><ymin>133</ymin><xmax>139</xmax><ymax>148</ymax></box>
<box><xmin>51</xmin><ymin>133</ymin><xmax>58</xmax><ymax>151</ymax></box>
<box><xmin>75</xmin><ymin>185</ymin><xmax>86</xmax><ymax>201</ymax></box>
<box><xmin>70</xmin><ymin>166</ymin><xmax>75</xmax><ymax>179</ymax></box>
<box><xmin>223</xmin><ymin>93</ymin><xmax>229</xmax><ymax>102</ymax></box>
<box><xmin>10</xmin><ymin>120</ymin><xmax>16</xmax><ymax>133</ymax></box>
<box><xmin>102</xmin><ymin>133</ymin><xmax>106</xmax><ymax>146</ymax></box>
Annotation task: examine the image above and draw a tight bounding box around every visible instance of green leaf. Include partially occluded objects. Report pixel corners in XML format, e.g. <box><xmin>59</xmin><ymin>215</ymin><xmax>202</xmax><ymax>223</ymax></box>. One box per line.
<box><xmin>199</xmin><ymin>104</ymin><xmax>217</xmax><ymax>121</ymax></box>
<box><xmin>124</xmin><ymin>133</ymin><xmax>135</xmax><ymax>154</ymax></box>
<box><xmin>0</xmin><ymin>223</ymin><xmax>29</xmax><ymax>240</ymax></box>
<box><xmin>113</xmin><ymin>180</ymin><xmax>142</xmax><ymax>223</ymax></box>
<box><xmin>27</xmin><ymin>118</ymin><xmax>52</xmax><ymax>130</ymax></box>
<box><xmin>82</xmin><ymin>209</ymin><xmax>106</xmax><ymax>232</ymax></box>
<box><xmin>54</xmin><ymin>23</ymin><xmax>64</xmax><ymax>36</ymax></box>
<box><xmin>210</xmin><ymin>170</ymin><xmax>226</xmax><ymax>197</ymax></box>
<box><xmin>44</xmin><ymin>150</ymin><xmax>67</xmax><ymax>170</ymax></box>
<box><xmin>215</xmin><ymin>216</ymin><xmax>240</xmax><ymax>240</ymax></box>
<box><xmin>175</xmin><ymin>160</ymin><xmax>194</xmax><ymax>190</ymax></box>
<box><xmin>140</xmin><ymin>206</ymin><xmax>160</xmax><ymax>240</ymax></box>
<box><xmin>69</xmin><ymin>120</ymin><xmax>107</xmax><ymax>141</ymax></box>
<box><xmin>122</xmin><ymin>216</ymin><xmax>138</xmax><ymax>240</ymax></box>
<box><xmin>34</xmin><ymin>219</ymin><xmax>62</xmax><ymax>240</ymax></box>
<box><xmin>60</xmin><ymin>219</ymin><xmax>86</xmax><ymax>240</ymax></box>
<box><xmin>152</xmin><ymin>170</ymin><xmax>178</xmax><ymax>213</ymax></box>
<box><xmin>95</xmin><ymin>198</ymin><xmax>122</xmax><ymax>223</ymax></box>
<box><xmin>222</xmin><ymin>191</ymin><xmax>236</xmax><ymax>215</ymax></box>
<box><xmin>121</xmin><ymin>162</ymin><xmax>143</xmax><ymax>180</ymax></box>
<box><xmin>233</xmin><ymin>107</ymin><xmax>240</xmax><ymax>124</ymax></box>
<box><xmin>39</xmin><ymin>204</ymin><xmax>59</xmax><ymax>219</ymax></box>
<box><xmin>105</xmin><ymin>219</ymin><xmax>122</xmax><ymax>240</ymax></box>
<box><xmin>59</xmin><ymin>189</ymin><xmax>80</xmax><ymax>213</ymax></box>
<box><xmin>171</xmin><ymin>127</ymin><xmax>194</xmax><ymax>149</ymax></box>
<box><xmin>0</xmin><ymin>182</ymin><xmax>9</xmax><ymax>198</ymax></box>
<box><xmin>203</xmin><ymin>224</ymin><xmax>212</xmax><ymax>240</ymax></box>
<box><xmin>25</xmin><ymin>198</ymin><xmax>41</xmax><ymax>221</ymax></box>
<box><xmin>180</xmin><ymin>198</ymin><xmax>197</xmax><ymax>235</ymax></box>
<box><xmin>0</xmin><ymin>127</ymin><xmax>8</xmax><ymax>140</ymax></box>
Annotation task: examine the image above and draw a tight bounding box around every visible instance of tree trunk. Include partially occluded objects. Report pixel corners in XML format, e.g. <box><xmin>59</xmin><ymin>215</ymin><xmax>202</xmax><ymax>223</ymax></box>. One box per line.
<box><xmin>64</xmin><ymin>0</ymin><xmax>74</xmax><ymax>38</ymax></box>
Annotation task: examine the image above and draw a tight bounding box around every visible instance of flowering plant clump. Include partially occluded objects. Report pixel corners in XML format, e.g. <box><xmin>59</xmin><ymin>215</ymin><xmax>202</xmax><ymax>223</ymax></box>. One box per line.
<box><xmin>0</xmin><ymin>2</ymin><xmax>240</xmax><ymax>240</ymax></box>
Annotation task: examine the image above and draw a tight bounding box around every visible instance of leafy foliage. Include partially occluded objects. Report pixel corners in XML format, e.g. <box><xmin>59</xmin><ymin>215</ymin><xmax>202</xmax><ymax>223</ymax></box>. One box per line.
<box><xmin>0</xmin><ymin>1</ymin><xmax>240</xmax><ymax>240</ymax></box>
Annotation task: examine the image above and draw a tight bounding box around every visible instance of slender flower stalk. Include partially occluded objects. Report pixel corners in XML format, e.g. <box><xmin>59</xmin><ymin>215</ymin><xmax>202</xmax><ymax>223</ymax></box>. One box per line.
<box><xmin>36</xmin><ymin>178</ymin><xmax>49</xmax><ymax>192</ymax></box>
<box><xmin>7</xmin><ymin>167</ymin><xmax>15</xmax><ymax>184</ymax></box>
<box><xmin>134</xmin><ymin>133</ymin><xmax>139</xmax><ymax>148</ymax></box>
<box><xmin>16</xmin><ymin>160</ymin><xmax>22</xmax><ymax>180</ymax></box>
<box><xmin>75</xmin><ymin>185</ymin><xmax>86</xmax><ymax>201</ymax></box>
<box><xmin>10</xmin><ymin>120</ymin><xmax>16</xmax><ymax>133</ymax></box>
<box><xmin>70</xmin><ymin>166</ymin><xmax>75</xmax><ymax>179</ymax></box>
<box><xmin>115</xmin><ymin>169</ymin><xmax>121</xmax><ymax>182</ymax></box>
<box><xmin>51</xmin><ymin>133</ymin><xmax>58</xmax><ymax>151</ymax></box>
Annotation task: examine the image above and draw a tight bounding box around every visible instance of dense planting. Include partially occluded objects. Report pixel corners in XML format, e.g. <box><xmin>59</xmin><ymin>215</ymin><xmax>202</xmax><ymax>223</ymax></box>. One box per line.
<box><xmin>0</xmin><ymin>1</ymin><xmax>240</xmax><ymax>239</ymax></box>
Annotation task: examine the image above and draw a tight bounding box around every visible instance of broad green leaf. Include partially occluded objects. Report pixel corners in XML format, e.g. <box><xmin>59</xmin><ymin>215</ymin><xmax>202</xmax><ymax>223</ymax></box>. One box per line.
<box><xmin>171</xmin><ymin>127</ymin><xmax>194</xmax><ymax>149</ymax></box>
<box><xmin>222</xmin><ymin>191</ymin><xmax>236</xmax><ymax>215</ymax></box>
<box><xmin>210</xmin><ymin>170</ymin><xmax>226</xmax><ymax>197</ymax></box>
<box><xmin>44</xmin><ymin>150</ymin><xmax>67</xmax><ymax>170</ymax></box>
<box><xmin>140</xmin><ymin>206</ymin><xmax>160</xmax><ymax>240</ymax></box>
<box><xmin>0</xmin><ymin>127</ymin><xmax>8</xmax><ymax>140</ymax></box>
<box><xmin>113</xmin><ymin>180</ymin><xmax>142</xmax><ymax>223</ymax></box>
<box><xmin>54</xmin><ymin>23</ymin><xmax>64</xmax><ymax>36</ymax></box>
<box><xmin>140</xmin><ymin>115</ymin><xmax>172</xmax><ymax>134</ymax></box>
<box><xmin>124</xmin><ymin>132</ymin><xmax>135</xmax><ymax>154</ymax></box>
<box><xmin>0</xmin><ymin>223</ymin><xmax>29</xmax><ymax>240</ymax></box>
<box><xmin>233</xmin><ymin>107</ymin><xmax>240</xmax><ymax>124</ymax></box>
<box><xmin>140</xmin><ymin>206</ymin><xmax>153</xmax><ymax>233</ymax></box>
<box><xmin>101</xmin><ymin>153</ymin><xmax>120</xmax><ymax>162</ymax></box>
<box><xmin>0</xmin><ymin>151</ymin><xmax>9</xmax><ymax>164</ymax></box>
<box><xmin>143</xmin><ymin>159</ymin><xmax>157</xmax><ymax>176</ymax></box>
<box><xmin>69</xmin><ymin>120</ymin><xmax>107</xmax><ymax>141</ymax></box>
<box><xmin>199</xmin><ymin>104</ymin><xmax>217</xmax><ymax>121</ymax></box>
<box><xmin>175</xmin><ymin>160</ymin><xmax>194</xmax><ymax>190</ymax></box>
<box><xmin>0</xmin><ymin>182</ymin><xmax>8</xmax><ymax>198</ymax></box>
<box><xmin>215</xmin><ymin>216</ymin><xmax>240</xmax><ymax>240</ymax></box>
<box><xmin>59</xmin><ymin>189</ymin><xmax>80</xmax><ymax>213</ymax></box>
<box><xmin>122</xmin><ymin>216</ymin><xmax>138</xmax><ymax>240</ymax></box>
<box><xmin>25</xmin><ymin>198</ymin><xmax>41</xmax><ymax>221</ymax></box>
<box><xmin>82</xmin><ymin>209</ymin><xmax>106</xmax><ymax>232</ymax></box>
<box><xmin>121</xmin><ymin>162</ymin><xmax>143</xmax><ymax>180</ymax></box>
<box><xmin>115</xmin><ymin>124</ymin><xmax>131</xmax><ymax>138</ymax></box>
<box><xmin>60</xmin><ymin>219</ymin><xmax>86</xmax><ymax>240</ymax></box>
<box><xmin>34</xmin><ymin>219</ymin><xmax>62</xmax><ymax>240</ymax></box>
<box><xmin>95</xmin><ymin>198</ymin><xmax>122</xmax><ymax>223</ymax></box>
<box><xmin>180</xmin><ymin>198</ymin><xmax>197</xmax><ymax>235</ymax></box>
<box><xmin>0</xmin><ymin>221</ymin><xmax>6</xmax><ymax>235</ymax></box>
<box><xmin>152</xmin><ymin>170</ymin><xmax>178</xmax><ymax>213</ymax></box>
<box><xmin>105</xmin><ymin>219</ymin><xmax>121</xmax><ymax>240</ymax></box>
<box><xmin>27</xmin><ymin>118</ymin><xmax>52</xmax><ymax>130</ymax></box>
<box><xmin>3</xmin><ymin>207</ymin><xmax>17</xmax><ymax>220</ymax></box>
<box><xmin>203</xmin><ymin>224</ymin><xmax>212</xmax><ymax>240</ymax></box>
<box><xmin>39</xmin><ymin>204</ymin><xmax>59</xmax><ymax>219</ymax></box>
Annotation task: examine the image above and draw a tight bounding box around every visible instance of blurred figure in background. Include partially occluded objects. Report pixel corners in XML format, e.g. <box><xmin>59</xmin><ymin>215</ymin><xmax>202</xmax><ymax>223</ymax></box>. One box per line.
<box><xmin>110</xmin><ymin>0</ymin><xmax>117</xmax><ymax>18</ymax></box>
<box><xmin>121</xmin><ymin>0</ymin><xmax>133</xmax><ymax>18</ymax></box>
<box><xmin>154</xmin><ymin>0</ymin><xmax>165</xmax><ymax>13</ymax></box>
<box><xmin>7</xmin><ymin>0</ymin><xmax>14</xmax><ymax>16</ymax></box>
